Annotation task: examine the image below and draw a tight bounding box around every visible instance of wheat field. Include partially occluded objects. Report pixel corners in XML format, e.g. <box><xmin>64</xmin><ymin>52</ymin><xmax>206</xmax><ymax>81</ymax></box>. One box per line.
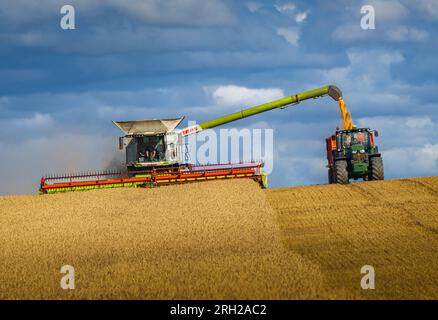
<box><xmin>0</xmin><ymin>177</ymin><xmax>437</xmax><ymax>299</ymax></box>
<box><xmin>0</xmin><ymin>180</ymin><xmax>329</xmax><ymax>299</ymax></box>
<box><xmin>267</xmin><ymin>176</ymin><xmax>438</xmax><ymax>299</ymax></box>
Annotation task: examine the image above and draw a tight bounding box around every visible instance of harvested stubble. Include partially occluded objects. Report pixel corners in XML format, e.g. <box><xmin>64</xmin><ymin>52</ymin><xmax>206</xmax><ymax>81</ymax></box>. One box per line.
<box><xmin>0</xmin><ymin>180</ymin><xmax>328</xmax><ymax>299</ymax></box>
<box><xmin>267</xmin><ymin>176</ymin><xmax>438</xmax><ymax>299</ymax></box>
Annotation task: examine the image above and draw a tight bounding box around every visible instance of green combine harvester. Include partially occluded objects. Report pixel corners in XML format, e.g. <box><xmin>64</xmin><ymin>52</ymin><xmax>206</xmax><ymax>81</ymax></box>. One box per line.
<box><xmin>40</xmin><ymin>85</ymin><xmax>383</xmax><ymax>193</ymax></box>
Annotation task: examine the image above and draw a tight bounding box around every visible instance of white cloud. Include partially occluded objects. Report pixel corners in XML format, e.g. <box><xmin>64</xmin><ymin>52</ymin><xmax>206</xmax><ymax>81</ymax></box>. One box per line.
<box><xmin>277</xmin><ymin>28</ymin><xmax>299</xmax><ymax>46</ymax></box>
<box><xmin>295</xmin><ymin>11</ymin><xmax>308</xmax><ymax>23</ymax></box>
<box><xmin>357</xmin><ymin>116</ymin><xmax>435</xmax><ymax>134</ymax></box>
<box><xmin>108</xmin><ymin>0</ymin><xmax>235</xmax><ymax>26</ymax></box>
<box><xmin>11</xmin><ymin>113</ymin><xmax>53</xmax><ymax>128</ymax></box>
<box><xmin>405</xmin><ymin>117</ymin><xmax>433</xmax><ymax>129</ymax></box>
<box><xmin>386</xmin><ymin>26</ymin><xmax>428</xmax><ymax>41</ymax></box>
<box><xmin>0</xmin><ymin>0</ymin><xmax>234</xmax><ymax>27</ymax></box>
<box><xmin>275</xmin><ymin>3</ymin><xmax>308</xmax><ymax>24</ymax></box>
<box><xmin>96</xmin><ymin>104</ymin><xmax>162</xmax><ymax>120</ymax></box>
<box><xmin>356</xmin><ymin>115</ymin><xmax>438</xmax><ymax>178</ymax></box>
<box><xmin>384</xmin><ymin>144</ymin><xmax>438</xmax><ymax>177</ymax></box>
<box><xmin>332</xmin><ymin>24</ymin><xmax>371</xmax><ymax>42</ymax></box>
<box><xmin>416</xmin><ymin>0</ymin><xmax>438</xmax><ymax>19</ymax></box>
<box><xmin>313</xmin><ymin>47</ymin><xmax>438</xmax><ymax>169</ymax></box>
<box><xmin>246</xmin><ymin>2</ymin><xmax>262</xmax><ymax>13</ymax></box>
<box><xmin>365</xmin><ymin>0</ymin><xmax>409</xmax><ymax>22</ymax></box>
<box><xmin>333</xmin><ymin>23</ymin><xmax>428</xmax><ymax>43</ymax></box>
<box><xmin>274</xmin><ymin>3</ymin><xmax>296</xmax><ymax>13</ymax></box>
<box><xmin>14</xmin><ymin>32</ymin><xmax>50</xmax><ymax>47</ymax></box>
<box><xmin>333</xmin><ymin>1</ymin><xmax>426</xmax><ymax>43</ymax></box>
<box><xmin>0</xmin><ymin>0</ymin><xmax>56</xmax><ymax>23</ymax></box>
<box><xmin>211</xmin><ymin>85</ymin><xmax>284</xmax><ymax>108</ymax></box>
<box><xmin>318</xmin><ymin>50</ymin><xmax>404</xmax><ymax>92</ymax></box>
<box><xmin>275</xmin><ymin>153</ymin><xmax>326</xmax><ymax>186</ymax></box>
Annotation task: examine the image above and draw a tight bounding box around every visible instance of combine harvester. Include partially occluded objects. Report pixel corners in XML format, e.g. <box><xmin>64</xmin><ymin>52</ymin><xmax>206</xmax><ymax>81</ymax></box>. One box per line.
<box><xmin>40</xmin><ymin>85</ymin><xmax>383</xmax><ymax>193</ymax></box>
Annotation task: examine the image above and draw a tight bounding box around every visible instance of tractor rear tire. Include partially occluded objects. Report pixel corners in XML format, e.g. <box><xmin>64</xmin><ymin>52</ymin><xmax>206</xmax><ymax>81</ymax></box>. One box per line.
<box><xmin>328</xmin><ymin>168</ymin><xmax>334</xmax><ymax>184</ymax></box>
<box><xmin>334</xmin><ymin>160</ymin><xmax>349</xmax><ymax>184</ymax></box>
<box><xmin>370</xmin><ymin>156</ymin><xmax>384</xmax><ymax>181</ymax></box>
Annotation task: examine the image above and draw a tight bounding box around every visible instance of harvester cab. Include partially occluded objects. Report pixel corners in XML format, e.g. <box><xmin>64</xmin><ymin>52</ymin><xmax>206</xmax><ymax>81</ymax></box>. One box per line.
<box><xmin>113</xmin><ymin>118</ymin><xmax>185</xmax><ymax>171</ymax></box>
<box><xmin>326</xmin><ymin>127</ymin><xmax>384</xmax><ymax>184</ymax></box>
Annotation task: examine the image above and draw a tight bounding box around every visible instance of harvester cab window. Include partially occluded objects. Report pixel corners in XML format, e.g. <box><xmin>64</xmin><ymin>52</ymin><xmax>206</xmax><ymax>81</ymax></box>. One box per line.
<box><xmin>137</xmin><ymin>135</ymin><xmax>166</xmax><ymax>162</ymax></box>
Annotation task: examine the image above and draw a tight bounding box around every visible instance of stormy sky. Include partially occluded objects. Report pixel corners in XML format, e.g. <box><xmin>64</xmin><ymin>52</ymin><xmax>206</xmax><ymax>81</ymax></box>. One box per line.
<box><xmin>1</xmin><ymin>0</ymin><xmax>437</xmax><ymax>194</ymax></box>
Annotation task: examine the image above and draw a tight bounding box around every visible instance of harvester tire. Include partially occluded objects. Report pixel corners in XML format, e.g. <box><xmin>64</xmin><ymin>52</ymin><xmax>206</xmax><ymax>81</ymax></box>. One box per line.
<box><xmin>328</xmin><ymin>168</ymin><xmax>334</xmax><ymax>184</ymax></box>
<box><xmin>334</xmin><ymin>160</ymin><xmax>349</xmax><ymax>184</ymax></box>
<box><xmin>370</xmin><ymin>156</ymin><xmax>384</xmax><ymax>181</ymax></box>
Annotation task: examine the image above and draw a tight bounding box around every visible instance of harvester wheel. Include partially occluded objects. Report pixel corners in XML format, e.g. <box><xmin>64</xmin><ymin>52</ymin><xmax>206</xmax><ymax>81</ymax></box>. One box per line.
<box><xmin>370</xmin><ymin>156</ymin><xmax>384</xmax><ymax>181</ymax></box>
<box><xmin>328</xmin><ymin>168</ymin><xmax>334</xmax><ymax>184</ymax></box>
<box><xmin>334</xmin><ymin>160</ymin><xmax>349</xmax><ymax>184</ymax></box>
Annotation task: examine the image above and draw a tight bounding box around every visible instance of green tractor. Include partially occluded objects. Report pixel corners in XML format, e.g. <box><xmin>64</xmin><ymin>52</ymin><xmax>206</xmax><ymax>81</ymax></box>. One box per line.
<box><xmin>326</xmin><ymin>127</ymin><xmax>384</xmax><ymax>184</ymax></box>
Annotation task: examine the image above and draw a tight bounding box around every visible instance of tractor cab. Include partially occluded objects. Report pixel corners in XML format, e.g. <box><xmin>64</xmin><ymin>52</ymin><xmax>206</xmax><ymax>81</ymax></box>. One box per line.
<box><xmin>326</xmin><ymin>127</ymin><xmax>383</xmax><ymax>184</ymax></box>
<box><xmin>336</xmin><ymin>128</ymin><xmax>377</xmax><ymax>154</ymax></box>
<box><xmin>113</xmin><ymin>118</ymin><xmax>185</xmax><ymax>171</ymax></box>
<box><xmin>339</xmin><ymin>130</ymin><xmax>370</xmax><ymax>148</ymax></box>
<box><xmin>337</xmin><ymin>128</ymin><xmax>375</xmax><ymax>176</ymax></box>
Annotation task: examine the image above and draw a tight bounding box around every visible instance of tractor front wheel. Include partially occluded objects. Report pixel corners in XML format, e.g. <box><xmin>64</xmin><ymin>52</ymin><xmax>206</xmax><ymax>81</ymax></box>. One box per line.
<box><xmin>370</xmin><ymin>156</ymin><xmax>384</xmax><ymax>180</ymax></box>
<box><xmin>334</xmin><ymin>160</ymin><xmax>349</xmax><ymax>184</ymax></box>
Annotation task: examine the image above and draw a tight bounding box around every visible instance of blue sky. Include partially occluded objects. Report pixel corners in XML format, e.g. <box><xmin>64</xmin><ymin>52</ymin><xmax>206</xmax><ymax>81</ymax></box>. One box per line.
<box><xmin>1</xmin><ymin>0</ymin><xmax>438</xmax><ymax>194</ymax></box>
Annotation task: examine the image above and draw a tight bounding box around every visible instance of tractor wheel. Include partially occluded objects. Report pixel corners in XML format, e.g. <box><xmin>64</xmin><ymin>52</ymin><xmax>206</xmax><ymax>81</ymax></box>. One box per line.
<box><xmin>328</xmin><ymin>168</ymin><xmax>334</xmax><ymax>184</ymax></box>
<box><xmin>370</xmin><ymin>156</ymin><xmax>384</xmax><ymax>180</ymax></box>
<box><xmin>334</xmin><ymin>160</ymin><xmax>349</xmax><ymax>184</ymax></box>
